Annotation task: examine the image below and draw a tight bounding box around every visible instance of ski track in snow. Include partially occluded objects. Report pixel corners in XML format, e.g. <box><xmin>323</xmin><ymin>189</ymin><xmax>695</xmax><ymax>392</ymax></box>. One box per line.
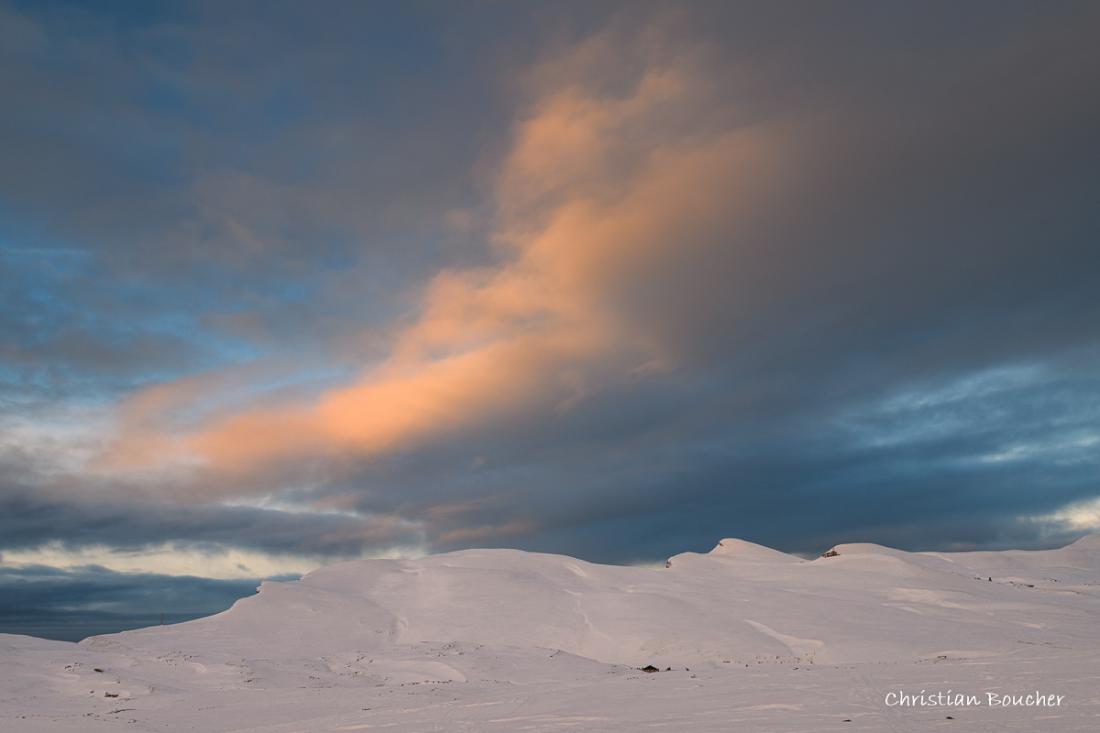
<box><xmin>3</xmin><ymin>535</ymin><xmax>1100</xmax><ymax>731</ymax></box>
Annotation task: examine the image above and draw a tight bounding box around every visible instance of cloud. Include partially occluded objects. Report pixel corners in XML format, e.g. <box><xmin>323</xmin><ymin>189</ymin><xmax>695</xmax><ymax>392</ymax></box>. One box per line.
<box><xmin>0</xmin><ymin>0</ymin><xmax>1098</xmax><ymax>593</ymax></box>
<box><xmin>0</xmin><ymin>454</ymin><xmax>426</xmax><ymax>561</ymax></box>
<box><xmin>101</xmin><ymin>32</ymin><xmax>782</xmax><ymax>488</ymax></box>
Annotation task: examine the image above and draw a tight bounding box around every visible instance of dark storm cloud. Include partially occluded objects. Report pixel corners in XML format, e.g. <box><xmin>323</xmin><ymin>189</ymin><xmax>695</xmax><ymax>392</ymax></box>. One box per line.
<box><xmin>324</xmin><ymin>351</ymin><xmax>1100</xmax><ymax>562</ymax></box>
<box><xmin>300</xmin><ymin>0</ymin><xmax>1100</xmax><ymax>554</ymax></box>
<box><xmin>1</xmin><ymin>0</ymin><xmax>1099</xmax><ymax>620</ymax></box>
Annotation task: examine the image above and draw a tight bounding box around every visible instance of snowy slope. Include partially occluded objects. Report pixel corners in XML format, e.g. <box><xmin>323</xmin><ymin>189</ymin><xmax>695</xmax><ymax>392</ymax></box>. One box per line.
<box><xmin>2</xmin><ymin>535</ymin><xmax>1099</xmax><ymax>731</ymax></box>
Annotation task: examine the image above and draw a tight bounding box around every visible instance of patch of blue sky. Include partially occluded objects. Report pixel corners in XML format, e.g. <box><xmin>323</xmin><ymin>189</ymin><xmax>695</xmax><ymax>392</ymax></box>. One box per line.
<box><xmin>831</xmin><ymin>362</ymin><xmax>1100</xmax><ymax>470</ymax></box>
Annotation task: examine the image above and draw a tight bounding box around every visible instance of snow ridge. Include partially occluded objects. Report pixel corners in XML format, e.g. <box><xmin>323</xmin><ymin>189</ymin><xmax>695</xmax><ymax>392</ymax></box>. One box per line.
<box><xmin>2</xmin><ymin>534</ymin><xmax>1099</xmax><ymax>732</ymax></box>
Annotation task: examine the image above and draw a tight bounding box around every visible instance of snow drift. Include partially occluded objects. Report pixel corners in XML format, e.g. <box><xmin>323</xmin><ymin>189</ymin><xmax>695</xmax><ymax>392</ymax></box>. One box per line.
<box><xmin>3</xmin><ymin>535</ymin><xmax>1099</xmax><ymax>731</ymax></box>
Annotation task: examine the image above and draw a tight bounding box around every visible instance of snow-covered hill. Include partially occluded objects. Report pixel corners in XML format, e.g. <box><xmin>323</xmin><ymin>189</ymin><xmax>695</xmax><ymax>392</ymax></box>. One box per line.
<box><xmin>3</xmin><ymin>535</ymin><xmax>1099</xmax><ymax>731</ymax></box>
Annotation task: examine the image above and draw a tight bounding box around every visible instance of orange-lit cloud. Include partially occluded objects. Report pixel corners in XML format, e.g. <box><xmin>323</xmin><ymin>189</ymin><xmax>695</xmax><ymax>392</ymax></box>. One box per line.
<box><xmin>101</xmin><ymin>30</ymin><xmax>781</xmax><ymax>492</ymax></box>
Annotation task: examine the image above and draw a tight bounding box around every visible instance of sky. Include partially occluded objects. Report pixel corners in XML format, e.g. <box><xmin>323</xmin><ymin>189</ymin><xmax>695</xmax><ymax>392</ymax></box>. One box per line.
<box><xmin>2</xmin><ymin>0</ymin><xmax>1099</xmax><ymax>639</ymax></box>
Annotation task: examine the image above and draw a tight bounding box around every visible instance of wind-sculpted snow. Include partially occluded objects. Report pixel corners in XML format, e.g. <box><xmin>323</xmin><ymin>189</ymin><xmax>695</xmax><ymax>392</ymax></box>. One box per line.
<box><xmin>3</xmin><ymin>536</ymin><xmax>1099</xmax><ymax>731</ymax></box>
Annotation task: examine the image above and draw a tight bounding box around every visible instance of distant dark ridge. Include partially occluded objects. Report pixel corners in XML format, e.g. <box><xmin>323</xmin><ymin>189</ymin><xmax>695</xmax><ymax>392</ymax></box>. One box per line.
<box><xmin>0</xmin><ymin>609</ymin><xmax>207</xmax><ymax>642</ymax></box>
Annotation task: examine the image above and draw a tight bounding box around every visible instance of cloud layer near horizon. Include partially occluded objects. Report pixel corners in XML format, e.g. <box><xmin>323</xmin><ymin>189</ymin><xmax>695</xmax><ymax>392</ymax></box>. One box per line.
<box><xmin>2</xmin><ymin>1</ymin><xmax>1099</xmax><ymax>604</ymax></box>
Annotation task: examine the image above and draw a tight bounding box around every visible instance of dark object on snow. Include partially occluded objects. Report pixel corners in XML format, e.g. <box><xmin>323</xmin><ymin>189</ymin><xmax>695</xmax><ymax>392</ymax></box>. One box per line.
<box><xmin>640</xmin><ymin>665</ymin><xmax>660</xmax><ymax>673</ymax></box>
<box><xmin>665</xmin><ymin>666</ymin><xmax>671</xmax><ymax>671</ymax></box>
<box><xmin>104</xmin><ymin>692</ymin><xmax>119</xmax><ymax>698</ymax></box>
<box><xmin>946</xmin><ymin>715</ymin><xmax>955</xmax><ymax>720</ymax></box>
<box><xmin>93</xmin><ymin>668</ymin><xmax>104</xmax><ymax>673</ymax></box>
<box><xmin>822</xmin><ymin>548</ymin><xmax>840</xmax><ymax>558</ymax></box>
<box><xmin>988</xmin><ymin>577</ymin><xmax>992</xmax><ymax>582</ymax></box>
